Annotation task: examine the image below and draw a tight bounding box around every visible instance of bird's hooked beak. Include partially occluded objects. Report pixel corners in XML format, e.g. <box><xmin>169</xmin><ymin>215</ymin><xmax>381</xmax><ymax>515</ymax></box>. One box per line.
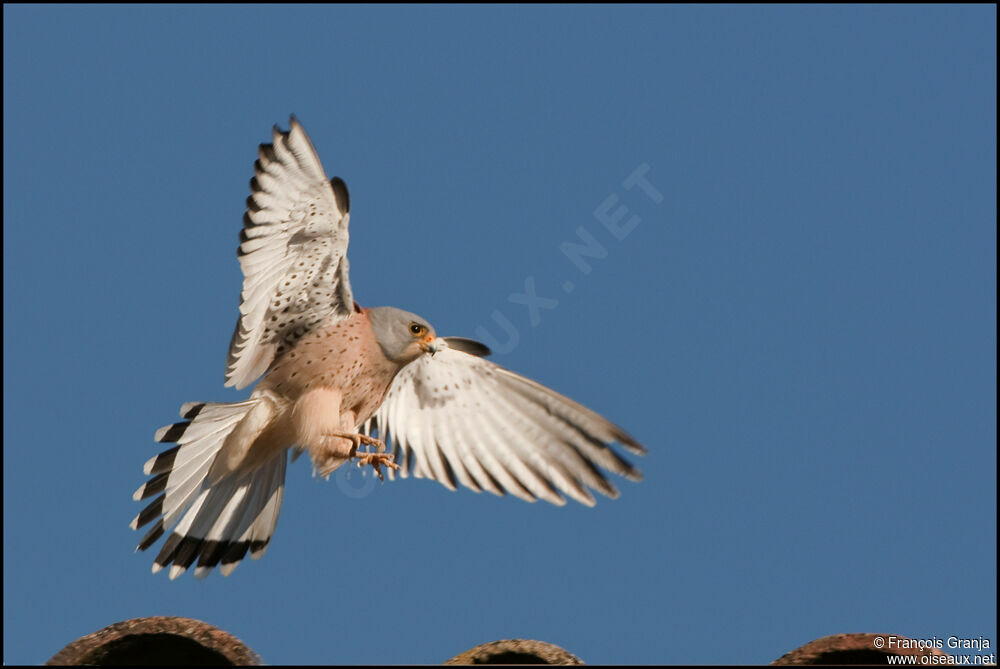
<box><xmin>420</xmin><ymin>335</ymin><xmax>442</xmax><ymax>356</ymax></box>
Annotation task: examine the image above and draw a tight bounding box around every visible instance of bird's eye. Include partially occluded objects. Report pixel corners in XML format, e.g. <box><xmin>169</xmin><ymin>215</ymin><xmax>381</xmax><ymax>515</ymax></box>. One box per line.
<box><xmin>410</xmin><ymin>323</ymin><xmax>426</xmax><ymax>336</ymax></box>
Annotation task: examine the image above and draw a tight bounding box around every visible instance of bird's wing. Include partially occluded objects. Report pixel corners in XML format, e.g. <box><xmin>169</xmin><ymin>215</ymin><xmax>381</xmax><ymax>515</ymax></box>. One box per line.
<box><xmin>225</xmin><ymin>117</ymin><xmax>353</xmax><ymax>389</ymax></box>
<box><xmin>365</xmin><ymin>346</ymin><xmax>646</xmax><ymax>506</ymax></box>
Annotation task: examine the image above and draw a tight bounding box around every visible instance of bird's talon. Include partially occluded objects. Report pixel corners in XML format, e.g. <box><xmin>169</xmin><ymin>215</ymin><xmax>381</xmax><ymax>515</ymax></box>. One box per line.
<box><xmin>354</xmin><ymin>452</ymin><xmax>397</xmax><ymax>483</ymax></box>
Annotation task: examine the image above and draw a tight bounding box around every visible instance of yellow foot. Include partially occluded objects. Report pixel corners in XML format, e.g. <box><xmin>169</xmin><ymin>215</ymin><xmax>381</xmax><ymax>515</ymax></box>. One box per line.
<box><xmin>324</xmin><ymin>432</ymin><xmax>386</xmax><ymax>453</ymax></box>
<box><xmin>354</xmin><ymin>452</ymin><xmax>399</xmax><ymax>482</ymax></box>
<box><xmin>355</xmin><ymin>434</ymin><xmax>386</xmax><ymax>452</ymax></box>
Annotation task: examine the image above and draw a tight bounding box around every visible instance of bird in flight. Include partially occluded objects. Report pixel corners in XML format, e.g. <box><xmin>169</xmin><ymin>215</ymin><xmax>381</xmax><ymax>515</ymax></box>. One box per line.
<box><xmin>131</xmin><ymin>117</ymin><xmax>647</xmax><ymax>579</ymax></box>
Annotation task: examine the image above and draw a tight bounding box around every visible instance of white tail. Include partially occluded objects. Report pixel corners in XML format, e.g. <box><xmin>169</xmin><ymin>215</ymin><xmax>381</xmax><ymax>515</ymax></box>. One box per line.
<box><xmin>131</xmin><ymin>399</ymin><xmax>287</xmax><ymax>579</ymax></box>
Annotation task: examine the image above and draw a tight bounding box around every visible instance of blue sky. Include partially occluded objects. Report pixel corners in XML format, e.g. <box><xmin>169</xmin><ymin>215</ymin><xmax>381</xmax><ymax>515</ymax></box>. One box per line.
<box><xmin>3</xmin><ymin>5</ymin><xmax>995</xmax><ymax>665</ymax></box>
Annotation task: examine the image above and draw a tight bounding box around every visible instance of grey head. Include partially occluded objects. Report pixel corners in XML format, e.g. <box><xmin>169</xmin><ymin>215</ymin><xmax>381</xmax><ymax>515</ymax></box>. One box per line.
<box><xmin>367</xmin><ymin>306</ymin><xmax>493</xmax><ymax>365</ymax></box>
<box><xmin>367</xmin><ymin>306</ymin><xmax>438</xmax><ymax>365</ymax></box>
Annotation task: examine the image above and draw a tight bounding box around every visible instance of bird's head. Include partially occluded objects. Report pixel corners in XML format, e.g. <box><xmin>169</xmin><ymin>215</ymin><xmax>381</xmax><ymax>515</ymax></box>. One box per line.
<box><xmin>367</xmin><ymin>306</ymin><xmax>441</xmax><ymax>364</ymax></box>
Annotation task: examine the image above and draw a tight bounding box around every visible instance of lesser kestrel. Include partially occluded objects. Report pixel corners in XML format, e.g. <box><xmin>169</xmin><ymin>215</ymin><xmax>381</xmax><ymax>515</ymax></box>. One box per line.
<box><xmin>132</xmin><ymin>117</ymin><xmax>647</xmax><ymax>579</ymax></box>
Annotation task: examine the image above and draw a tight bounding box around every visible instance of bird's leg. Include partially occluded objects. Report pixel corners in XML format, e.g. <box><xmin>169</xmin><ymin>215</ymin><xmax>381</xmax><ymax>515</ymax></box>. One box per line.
<box><xmin>356</xmin><ymin>433</ymin><xmax>388</xmax><ymax>452</ymax></box>
<box><xmin>310</xmin><ymin>434</ymin><xmax>355</xmax><ymax>479</ymax></box>
<box><xmin>322</xmin><ymin>431</ymin><xmax>386</xmax><ymax>453</ymax></box>
<box><xmin>293</xmin><ymin>388</ymin><xmax>359</xmax><ymax>478</ymax></box>
<box><xmin>322</xmin><ymin>430</ymin><xmax>395</xmax><ymax>481</ymax></box>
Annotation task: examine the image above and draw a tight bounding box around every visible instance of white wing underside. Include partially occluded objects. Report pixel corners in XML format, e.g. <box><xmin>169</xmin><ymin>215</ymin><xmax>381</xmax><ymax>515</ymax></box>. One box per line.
<box><xmin>225</xmin><ymin>117</ymin><xmax>353</xmax><ymax>389</ymax></box>
<box><xmin>365</xmin><ymin>347</ymin><xmax>647</xmax><ymax>506</ymax></box>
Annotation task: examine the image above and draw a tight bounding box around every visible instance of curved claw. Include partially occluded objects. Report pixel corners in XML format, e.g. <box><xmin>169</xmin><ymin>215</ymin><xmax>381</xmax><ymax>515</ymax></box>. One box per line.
<box><xmin>355</xmin><ymin>452</ymin><xmax>400</xmax><ymax>482</ymax></box>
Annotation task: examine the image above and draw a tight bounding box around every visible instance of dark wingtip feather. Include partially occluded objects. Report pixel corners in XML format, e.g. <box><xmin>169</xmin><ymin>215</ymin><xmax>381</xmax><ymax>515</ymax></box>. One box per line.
<box><xmin>181</xmin><ymin>403</ymin><xmax>206</xmax><ymax>419</ymax></box>
<box><xmin>170</xmin><ymin>536</ymin><xmax>203</xmax><ymax>571</ymax></box>
<box><xmin>146</xmin><ymin>445</ymin><xmax>180</xmax><ymax>475</ymax></box>
<box><xmin>133</xmin><ymin>494</ymin><xmax>164</xmax><ymax>530</ymax></box>
<box><xmin>610</xmin><ymin>451</ymin><xmax>643</xmax><ymax>482</ymax></box>
<box><xmin>614</xmin><ymin>428</ymin><xmax>648</xmax><ymax>456</ymax></box>
<box><xmin>196</xmin><ymin>540</ymin><xmax>227</xmax><ymax>571</ymax></box>
<box><xmin>220</xmin><ymin>541</ymin><xmax>251</xmax><ymax>571</ymax></box>
<box><xmin>330</xmin><ymin>177</ymin><xmax>349</xmax><ymax>213</ymax></box>
<box><xmin>136</xmin><ymin>472</ymin><xmax>168</xmax><ymax>500</ymax></box>
<box><xmin>444</xmin><ymin>337</ymin><xmax>492</xmax><ymax>357</ymax></box>
<box><xmin>137</xmin><ymin>520</ymin><xmax>165</xmax><ymax>552</ymax></box>
<box><xmin>249</xmin><ymin>538</ymin><xmax>270</xmax><ymax>558</ymax></box>
<box><xmin>240</xmin><ymin>212</ymin><xmax>259</xmax><ymax>234</ymax></box>
<box><xmin>258</xmin><ymin>143</ymin><xmax>277</xmax><ymax>163</ymax></box>
<box><xmin>154</xmin><ymin>532</ymin><xmax>184</xmax><ymax>568</ymax></box>
<box><xmin>155</xmin><ymin>420</ymin><xmax>189</xmax><ymax>443</ymax></box>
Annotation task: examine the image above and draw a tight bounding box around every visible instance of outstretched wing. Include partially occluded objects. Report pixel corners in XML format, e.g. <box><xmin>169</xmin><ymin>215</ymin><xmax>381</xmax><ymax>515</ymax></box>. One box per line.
<box><xmin>225</xmin><ymin>117</ymin><xmax>354</xmax><ymax>389</ymax></box>
<box><xmin>365</xmin><ymin>346</ymin><xmax>647</xmax><ymax>506</ymax></box>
